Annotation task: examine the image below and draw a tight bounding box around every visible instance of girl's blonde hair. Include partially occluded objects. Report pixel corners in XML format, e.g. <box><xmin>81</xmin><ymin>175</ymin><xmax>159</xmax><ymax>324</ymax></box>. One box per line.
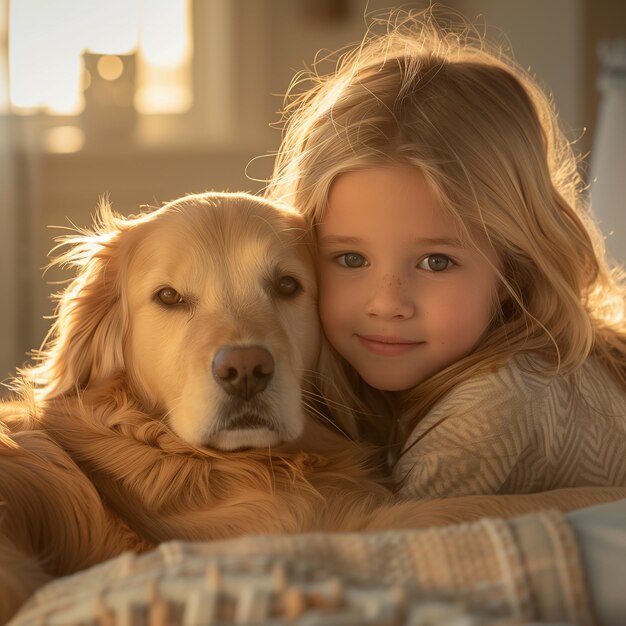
<box><xmin>266</xmin><ymin>8</ymin><xmax>626</xmax><ymax>451</ymax></box>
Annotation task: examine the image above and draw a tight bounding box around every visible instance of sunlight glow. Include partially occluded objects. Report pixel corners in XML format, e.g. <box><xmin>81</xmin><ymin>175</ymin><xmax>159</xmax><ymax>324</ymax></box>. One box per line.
<box><xmin>141</xmin><ymin>0</ymin><xmax>191</xmax><ymax>67</ymax></box>
<box><xmin>135</xmin><ymin>0</ymin><xmax>192</xmax><ymax>114</ymax></box>
<box><xmin>84</xmin><ymin>0</ymin><xmax>140</xmax><ymax>55</ymax></box>
<box><xmin>9</xmin><ymin>0</ymin><xmax>86</xmax><ymax>113</ymax></box>
<box><xmin>42</xmin><ymin>125</ymin><xmax>85</xmax><ymax>153</ymax></box>
<box><xmin>7</xmin><ymin>0</ymin><xmax>191</xmax><ymax>115</ymax></box>
<box><xmin>97</xmin><ymin>55</ymin><xmax>125</xmax><ymax>81</ymax></box>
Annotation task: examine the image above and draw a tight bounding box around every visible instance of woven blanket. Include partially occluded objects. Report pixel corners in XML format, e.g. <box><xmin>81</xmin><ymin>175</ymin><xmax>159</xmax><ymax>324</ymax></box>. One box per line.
<box><xmin>9</xmin><ymin>509</ymin><xmax>593</xmax><ymax>626</ymax></box>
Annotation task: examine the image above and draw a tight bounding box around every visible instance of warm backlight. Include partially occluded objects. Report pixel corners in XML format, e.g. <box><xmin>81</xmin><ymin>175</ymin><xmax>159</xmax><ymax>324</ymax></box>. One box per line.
<box><xmin>5</xmin><ymin>0</ymin><xmax>191</xmax><ymax>115</ymax></box>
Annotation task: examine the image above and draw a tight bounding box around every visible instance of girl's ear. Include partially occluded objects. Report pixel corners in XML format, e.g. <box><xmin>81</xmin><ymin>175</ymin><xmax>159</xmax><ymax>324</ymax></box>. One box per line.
<box><xmin>27</xmin><ymin>204</ymin><xmax>130</xmax><ymax>400</ymax></box>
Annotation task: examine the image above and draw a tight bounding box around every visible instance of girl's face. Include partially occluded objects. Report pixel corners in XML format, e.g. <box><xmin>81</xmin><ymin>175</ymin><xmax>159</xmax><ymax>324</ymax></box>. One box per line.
<box><xmin>316</xmin><ymin>166</ymin><xmax>499</xmax><ymax>391</ymax></box>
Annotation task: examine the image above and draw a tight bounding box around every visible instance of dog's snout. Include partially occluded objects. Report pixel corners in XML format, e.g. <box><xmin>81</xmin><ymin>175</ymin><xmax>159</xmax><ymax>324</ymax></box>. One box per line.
<box><xmin>212</xmin><ymin>346</ymin><xmax>274</xmax><ymax>400</ymax></box>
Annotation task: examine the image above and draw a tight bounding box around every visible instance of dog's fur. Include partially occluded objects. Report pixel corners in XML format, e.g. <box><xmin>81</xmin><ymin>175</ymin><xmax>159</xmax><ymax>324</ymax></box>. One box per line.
<box><xmin>1</xmin><ymin>192</ymin><xmax>624</xmax><ymax>623</ymax></box>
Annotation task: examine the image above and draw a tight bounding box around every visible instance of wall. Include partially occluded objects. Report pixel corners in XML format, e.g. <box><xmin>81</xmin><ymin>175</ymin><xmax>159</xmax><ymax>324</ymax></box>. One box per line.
<box><xmin>453</xmin><ymin>0</ymin><xmax>584</xmax><ymax>138</ymax></box>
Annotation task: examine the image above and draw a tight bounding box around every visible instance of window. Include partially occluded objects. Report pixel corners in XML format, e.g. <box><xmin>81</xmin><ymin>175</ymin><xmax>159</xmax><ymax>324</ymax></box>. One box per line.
<box><xmin>0</xmin><ymin>0</ymin><xmax>274</xmax><ymax>151</ymax></box>
<box><xmin>3</xmin><ymin>0</ymin><xmax>192</xmax><ymax>116</ymax></box>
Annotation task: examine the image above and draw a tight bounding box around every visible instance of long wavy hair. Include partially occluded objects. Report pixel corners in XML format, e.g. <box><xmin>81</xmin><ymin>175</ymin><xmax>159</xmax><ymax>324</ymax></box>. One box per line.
<box><xmin>265</xmin><ymin>8</ymin><xmax>626</xmax><ymax>455</ymax></box>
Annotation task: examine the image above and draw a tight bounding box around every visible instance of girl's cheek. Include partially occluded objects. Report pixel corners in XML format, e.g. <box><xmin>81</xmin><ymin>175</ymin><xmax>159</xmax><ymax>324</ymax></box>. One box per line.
<box><xmin>318</xmin><ymin>280</ymin><xmax>338</xmax><ymax>316</ymax></box>
<box><xmin>319</xmin><ymin>269</ymin><xmax>346</xmax><ymax>298</ymax></box>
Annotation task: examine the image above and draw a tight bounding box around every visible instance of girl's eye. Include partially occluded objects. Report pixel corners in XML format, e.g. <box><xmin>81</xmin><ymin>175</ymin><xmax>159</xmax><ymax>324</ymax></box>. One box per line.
<box><xmin>275</xmin><ymin>275</ymin><xmax>302</xmax><ymax>297</ymax></box>
<box><xmin>156</xmin><ymin>287</ymin><xmax>184</xmax><ymax>305</ymax></box>
<box><xmin>336</xmin><ymin>252</ymin><xmax>367</xmax><ymax>268</ymax></box>
<box><xmin>418</xmin><ymin>254</ymin><xmax>453</xmax><ymax>272</ymax></box>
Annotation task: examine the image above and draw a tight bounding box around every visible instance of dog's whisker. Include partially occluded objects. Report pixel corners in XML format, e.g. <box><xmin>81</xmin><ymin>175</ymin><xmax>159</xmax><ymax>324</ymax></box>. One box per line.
<box><xmin>301</xmin><ymin>388</ymin><xmax>355</xmax><ymax>412</ymax></box>
<box><xmin>300</xmin><ymin>399</ymin><xmax>353</xmax><ymax>440</ymax></box>
<box><xmin>301</xmin><ymin>387</ymin><xmax>378</xmax><ymax>418</ymax></box>
<box><xmin>301</xmin><ymin>369</ymin><xmax>361</xmax><ymax>395</ymax></box>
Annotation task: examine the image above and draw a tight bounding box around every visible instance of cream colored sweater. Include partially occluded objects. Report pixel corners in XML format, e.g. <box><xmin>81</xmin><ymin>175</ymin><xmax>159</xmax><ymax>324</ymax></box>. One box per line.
<box><xmin>394</xmin><ymin>356</ymin><xmax>626</xmax><ymax>498</ymax></box>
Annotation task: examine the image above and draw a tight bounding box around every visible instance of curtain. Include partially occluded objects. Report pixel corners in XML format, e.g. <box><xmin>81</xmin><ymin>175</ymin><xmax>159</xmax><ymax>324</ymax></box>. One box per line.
<box><xmin>0</xmin><ymin>118</ymin><xmax>21</xmax><ymax>386</ymax></box>
<box><xmin>0</xmin><ymin>0</ymin><xmax>21</xmax><ymax>387</ymax></box>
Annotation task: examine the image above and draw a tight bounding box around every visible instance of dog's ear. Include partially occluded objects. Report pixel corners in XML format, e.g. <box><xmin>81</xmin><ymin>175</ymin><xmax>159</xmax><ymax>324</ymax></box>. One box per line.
<box><xmin>26</xmin><ymin>199</ymin><xmax>131</xmax><ymax>400</ymax></box>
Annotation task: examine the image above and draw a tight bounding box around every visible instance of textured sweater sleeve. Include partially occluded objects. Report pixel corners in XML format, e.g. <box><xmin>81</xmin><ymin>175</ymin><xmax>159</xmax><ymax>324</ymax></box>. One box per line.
<box><xmin>394</xmin><ymin>360</ymin><xmax>550</xmax><ymax>499</ymax></box>
<box><xmin>395</xmin><ymin>357</ymin><xmax>626</xmax><ymax>499</ymax></box>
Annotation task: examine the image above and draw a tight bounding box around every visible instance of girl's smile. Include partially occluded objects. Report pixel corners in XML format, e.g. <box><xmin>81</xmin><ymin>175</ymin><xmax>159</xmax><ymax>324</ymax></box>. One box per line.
<box><xmin>356</xmin><ymin>335</ymin><xmax>424</xmax><ymax>357</ymax></box>
<box><xmin>317</xmin><ymin>165</ymin><xmax>500</xmax><ymax>391</ymax></box>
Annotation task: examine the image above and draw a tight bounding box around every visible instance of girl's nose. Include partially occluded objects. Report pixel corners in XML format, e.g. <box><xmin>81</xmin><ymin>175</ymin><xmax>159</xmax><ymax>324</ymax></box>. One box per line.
<box><xmin>365</xmin><ymin>275</ymin><xmax>415</xmax><ymax>320</ymax></box>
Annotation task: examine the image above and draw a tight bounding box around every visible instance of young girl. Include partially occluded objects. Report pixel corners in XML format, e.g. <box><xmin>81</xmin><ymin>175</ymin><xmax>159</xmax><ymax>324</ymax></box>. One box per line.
<box><xmin>266</xmin><ymin>9</ymin><xmax>626</xmax><ymax>498</ymax></box>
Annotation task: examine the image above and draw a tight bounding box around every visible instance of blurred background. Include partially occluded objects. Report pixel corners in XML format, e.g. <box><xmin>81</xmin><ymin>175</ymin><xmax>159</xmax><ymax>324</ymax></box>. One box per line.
<box><xmin>1</xmin><ymin>0</ymin><xmax>625</xmax><ymax>385</ymax></box>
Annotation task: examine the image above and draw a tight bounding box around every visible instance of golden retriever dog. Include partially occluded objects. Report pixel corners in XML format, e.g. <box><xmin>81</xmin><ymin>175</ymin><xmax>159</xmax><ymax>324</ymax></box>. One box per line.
<box><xmin>1</xmin><ymin>192</ymin><xmax>623</xmax><ymax>623</ymax></box>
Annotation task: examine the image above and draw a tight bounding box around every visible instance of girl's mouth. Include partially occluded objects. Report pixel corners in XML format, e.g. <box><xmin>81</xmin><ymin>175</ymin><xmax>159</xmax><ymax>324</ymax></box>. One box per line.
<box><xmin>357</xmin><ymin>334</ymin><xmax>423</xmax><ymax>356</ymax></box>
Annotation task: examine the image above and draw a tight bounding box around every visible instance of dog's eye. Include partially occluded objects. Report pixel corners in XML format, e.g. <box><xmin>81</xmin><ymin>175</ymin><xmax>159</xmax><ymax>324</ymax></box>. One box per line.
<box><xmin>156</xmin><ymin>287</ymin><xmax>184</xmax><ymax>306</ymax></box>
<box><xmin>275</xmin><ymin>275</ymin><xmax>301</xmax><ymax>297</ymax></box>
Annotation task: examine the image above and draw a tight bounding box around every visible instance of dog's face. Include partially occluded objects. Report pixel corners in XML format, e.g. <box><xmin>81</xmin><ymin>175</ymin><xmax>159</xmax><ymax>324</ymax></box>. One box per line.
<box><xmin>42</xmin><ymin>192</ymin><xmax>320</xmax><ymax>451</ymax></box>
<box><xmin>121</xmin><ymin>193</ymin><xmax>320</xmax><ymax>450</ymax></box>
<box><xmin>122</xmin><ymin>193</ymin><xmax>320</xmax><ymax>450</ymax></box>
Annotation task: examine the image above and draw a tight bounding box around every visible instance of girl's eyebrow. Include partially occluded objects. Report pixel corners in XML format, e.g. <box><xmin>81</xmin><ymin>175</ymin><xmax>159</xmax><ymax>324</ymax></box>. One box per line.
<box><xmin>414</xmin><ymin>236</ymin><xmax>465</xmax><ymax>248</ymax></box>
<box><xmin>317</xmin><ymin>234</ymin><xmax>465</xmax><ymax>248</ymax></box>
<box><xmin>317</xmin><ymin>235</ymin><xmax>363</xmax><ymax>246</ymax></box>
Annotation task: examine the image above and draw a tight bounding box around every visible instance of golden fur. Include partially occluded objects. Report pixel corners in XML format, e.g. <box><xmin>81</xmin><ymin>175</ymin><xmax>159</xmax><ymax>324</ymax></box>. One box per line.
<box><xmin>1</xmin><ymin>192</ymin><xmax>624</xmax><ymax>623</ymax></box>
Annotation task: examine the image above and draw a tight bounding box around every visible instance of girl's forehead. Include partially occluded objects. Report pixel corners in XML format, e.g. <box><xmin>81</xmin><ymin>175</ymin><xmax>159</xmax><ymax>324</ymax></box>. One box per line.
<box><xmin>321</xmin><ymin>167</ymin><xmax>447</xmax><ymax>227</ymax></box>
<box><xmin>317</xmin><ymin>166</ymin><xmax>499</xmax><ymax>263</ymax></box>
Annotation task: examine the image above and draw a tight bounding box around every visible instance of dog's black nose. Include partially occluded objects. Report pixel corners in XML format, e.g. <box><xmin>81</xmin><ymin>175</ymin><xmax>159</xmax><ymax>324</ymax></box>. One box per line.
<box><xmin>212</xmin><ymin>346</ymin><xmax>274</xmax><ymax>400</ymax></box>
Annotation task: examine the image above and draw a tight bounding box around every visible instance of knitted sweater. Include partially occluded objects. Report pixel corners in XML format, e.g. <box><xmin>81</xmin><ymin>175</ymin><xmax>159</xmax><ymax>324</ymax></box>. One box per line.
<box><xmin>9</xmin><ymin>510</ymin><xmax>598</xmax><ymax>625</ymax></box>
<box><xmin>394</xmin><ymin>356</ymin><xmax>626</xmax><ymax>498</ymax></box>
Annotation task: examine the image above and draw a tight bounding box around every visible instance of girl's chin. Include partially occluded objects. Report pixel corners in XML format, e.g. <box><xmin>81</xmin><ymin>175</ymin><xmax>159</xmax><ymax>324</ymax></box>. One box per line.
<box><xmin>357</xmin><ymin>369</ymin><xmax>423</xmax><ymax>392</ymax></box>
